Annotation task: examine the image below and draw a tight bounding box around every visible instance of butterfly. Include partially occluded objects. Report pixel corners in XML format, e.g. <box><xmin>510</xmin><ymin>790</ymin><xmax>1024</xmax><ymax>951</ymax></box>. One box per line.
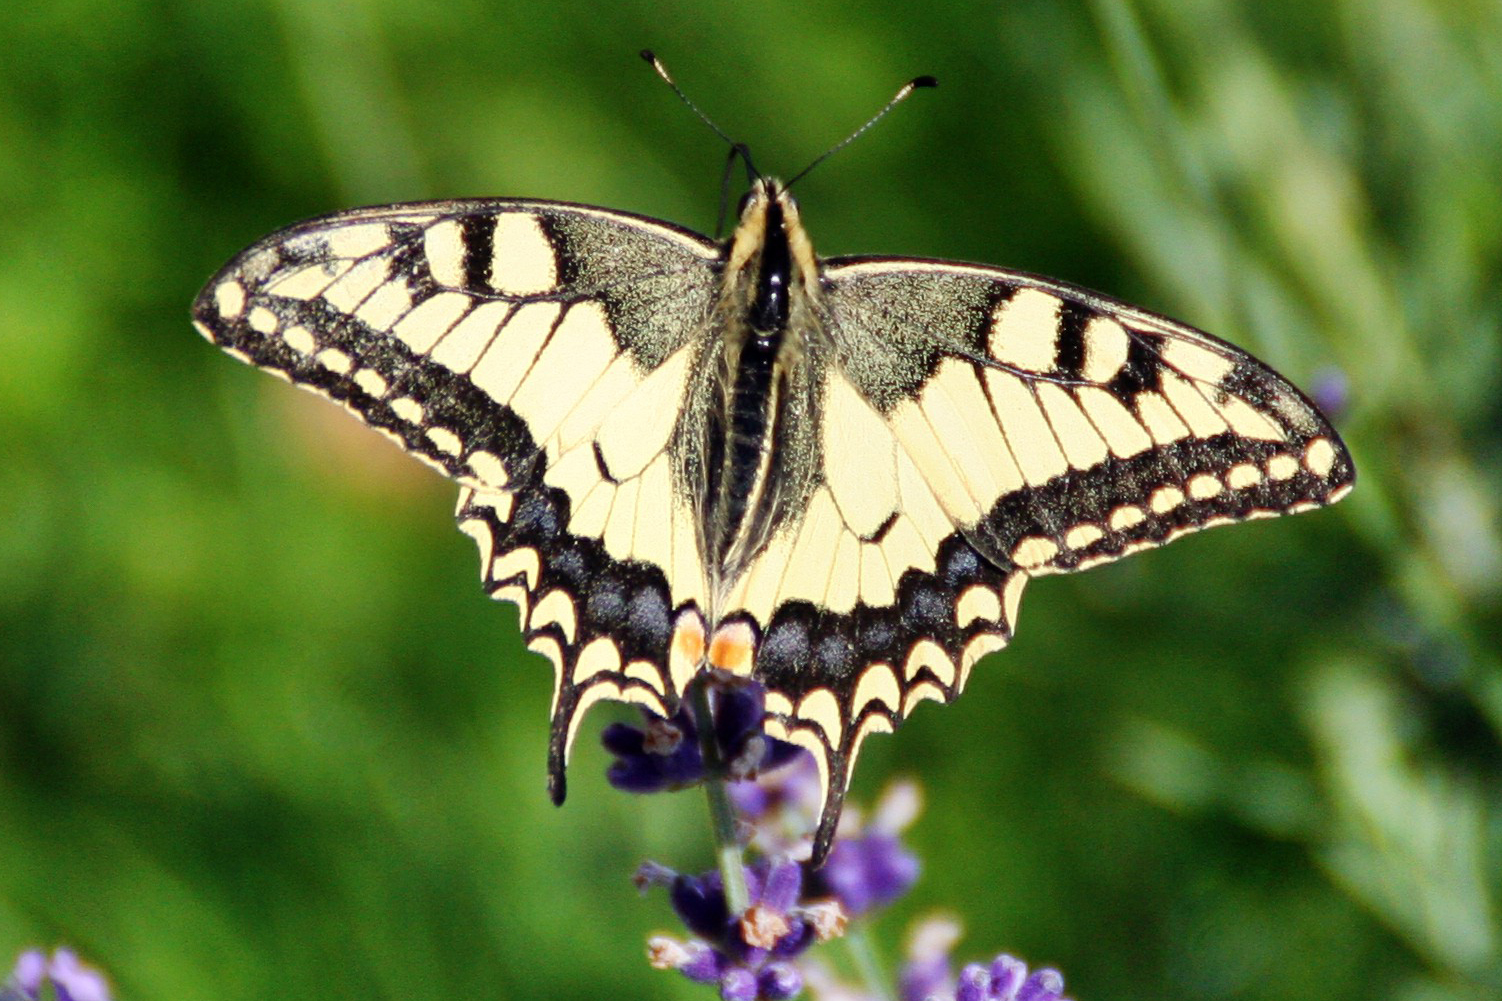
<box><xmin>193</xmin><ymin>125</ymin><xmax>1353</xmax><ymax>864</ymax></box>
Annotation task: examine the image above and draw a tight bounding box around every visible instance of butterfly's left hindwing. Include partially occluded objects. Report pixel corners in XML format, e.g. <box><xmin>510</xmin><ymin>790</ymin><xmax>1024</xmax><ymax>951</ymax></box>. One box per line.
<box><xmin>193</xmin><ymin>199</ymin><xmax>725</xmax><ymax>802</ymax></box>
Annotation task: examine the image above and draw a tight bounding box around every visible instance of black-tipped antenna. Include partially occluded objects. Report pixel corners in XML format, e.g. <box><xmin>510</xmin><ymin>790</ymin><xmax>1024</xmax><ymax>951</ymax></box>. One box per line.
<box><xmin>641</xmin><ymin>50</ymin><xmax>762</xmax><ymax>180</ymax></box>
<box><xmin>785</xmin><ymin>75</ymin><xmax>937</xmax><ymax>189</ymax></box>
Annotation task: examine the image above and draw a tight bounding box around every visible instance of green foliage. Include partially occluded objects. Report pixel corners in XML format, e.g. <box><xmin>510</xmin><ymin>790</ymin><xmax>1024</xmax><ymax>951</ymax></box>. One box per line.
<box><xmin>1</xmin><ymin>1</ymin><xmax>1497</xmax><ymax>999</ymax></box>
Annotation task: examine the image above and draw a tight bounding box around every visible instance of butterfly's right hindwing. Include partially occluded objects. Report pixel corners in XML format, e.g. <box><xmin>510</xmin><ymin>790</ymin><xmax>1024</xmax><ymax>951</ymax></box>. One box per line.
<box><xmin>193</xmin><ymin>200</ymin><xmax>724</xmax><ymax>801</ymax></box>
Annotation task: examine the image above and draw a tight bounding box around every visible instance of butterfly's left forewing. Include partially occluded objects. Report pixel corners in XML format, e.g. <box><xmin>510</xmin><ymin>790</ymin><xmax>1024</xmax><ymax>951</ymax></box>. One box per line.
<box><xmin>193</xmin><ymin>200</ymin><xmax>726</xmax><ymax>801</ymax></box>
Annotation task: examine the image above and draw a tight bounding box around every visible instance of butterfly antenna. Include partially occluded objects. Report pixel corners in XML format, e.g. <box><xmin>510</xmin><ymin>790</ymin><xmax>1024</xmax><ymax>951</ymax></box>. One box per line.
<box><xmin>715</xmin><ymin>143</ymin><xmax>750</xmax><ymax>238</ymax></box>
<box><xmin>785</xmin><ymin>75</ymin><xmax>937</xmax><ymax>189</ymax></box>
<box><xmin>642</xmin><ymin>50</ymin><xmax>762</xmax><ymax>180</ymax></box>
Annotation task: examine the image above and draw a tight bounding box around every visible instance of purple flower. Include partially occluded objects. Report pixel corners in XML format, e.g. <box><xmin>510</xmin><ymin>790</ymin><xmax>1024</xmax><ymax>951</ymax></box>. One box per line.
<box><xmin>899</xmin><ymin>916</ymin><xmax>962</xmax><ymax>1001</ymax></box>
<box><xmin>891</xmin><ymin>922</ymin><xmax>1071</xmax><ymax>1001</ymax></box>
<box><xmin>729</xmin><ymin>751</ymin><xmax>825</xmax><ymax>858</ymax></box>
<box><xmin>605</xmin><ymin>675</ymin><xmax>802</xmax><ymax>795</ymax></box>
<box><xmin>809</xmin><ymin>780</ymin><xmax>921</xmax><ymax>915</ymax></box>
<box><xmin>758</xmin><ymin>961</ymin><xmax>804</xmax><ymax>1000</ymax></box>
<box><xmin>642</xmin><ymin>857</ymin><xmax>841</xmax><ymax>1000</ymax></box>
<box><xmin>721</xmin><ymin>966</ymin><xmax>760</xmax><ymax>1001</ymax></box>
<box><xmin>3</xmin><ymin>949</ymin><xmax>111</xmax><ymax>1001</ymax></box>
<box><xmin>604</xmin><ymin>708</ymin><xmax>704</xmax><ymax>794</ymax></box>
<box><xmin>634</xmin><ymin>752</ymin><xmax>1072</xmax><ymax>1001</ymax></box>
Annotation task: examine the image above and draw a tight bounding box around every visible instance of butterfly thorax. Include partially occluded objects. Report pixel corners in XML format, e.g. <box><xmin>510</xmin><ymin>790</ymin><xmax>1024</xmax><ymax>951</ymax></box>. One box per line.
<box><xmin>695</xmin><ymin>180</ymin><xmax>826</xmax><ymax>605</ymax></box>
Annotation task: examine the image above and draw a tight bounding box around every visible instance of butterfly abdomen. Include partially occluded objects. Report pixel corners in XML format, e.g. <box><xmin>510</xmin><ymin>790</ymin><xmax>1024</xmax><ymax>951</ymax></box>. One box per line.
<box><xmin>718</xmin><ymin>328</ymin><xmax>782</xmax><ymax>552</ymax></box>
<box><xmin>700</xmin><ymin>181</ymin><xmax>817</xmax><ymax>580</ymax></box>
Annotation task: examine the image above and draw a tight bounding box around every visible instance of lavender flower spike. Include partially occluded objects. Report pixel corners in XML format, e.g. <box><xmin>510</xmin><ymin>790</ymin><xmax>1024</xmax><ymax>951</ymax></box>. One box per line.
<box><xmin>647</xmin><ymin>856</ymin><xmax>831</xmax><ymax>1000</ymax></box>
<box><xmin>892</xmin><ymin>919</ymin><xmax>1072</xmax><ymax>1001</ymax></box>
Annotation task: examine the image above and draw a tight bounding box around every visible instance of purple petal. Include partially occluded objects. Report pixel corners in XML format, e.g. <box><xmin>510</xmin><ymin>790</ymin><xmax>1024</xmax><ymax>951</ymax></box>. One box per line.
<box><xmin>601</xmin><ymin>721</ymin><xmax>647</xmax><ymax>755</ymax></box>
<box><xmin>988</xmin><ymin>955</ymin><xmax>1026</xmax><ymax>1001</ymax></box>
<box><xmin>900</xmin><ymin>955</ymin><xmax>952</xmax><ymax>1001</ymax></box>
<box><xmin>759</xmin><ymin>962</ymin><xmax>804</xmax><ymax>1000</ymax></box>
<box><xmin>900</xmin><ymin>902</ymin><xmax>960</xmax><ymax>1001</ymax></box>
<box><xmin>1016</xmin><ymin>969</ymin><xmax>1064</xmax><ymax>1001</ymax></box>
<box><xmin>720</xmin><ymin>967</ymin><xmax>759</xmax><ymax>1001</ymax></box>
<box><xmin>760</xmin><ymin>860</ymin><xmax>803</xmax><ymax>912</ymax></box>
<box><xmin>714</xmin><ymin>682</ymin><xmax>767</xmax><ymax>754</ymax></box>
<box><xmin>606</xmin><ymin>756</ymin><xmax>673</xmax><ymax>793</ymax></box>
<box><xmin>10</xmin><ymin>951</ymin><xmax>45</xmax><ymax>994</ymax></box>
<box><xmin>728</xmin><ymin>779</ymin><xmax>772</xmax><ymax>818</ymax></box>
<box><xmin>818</xmin><ymin>831</ymin><xmax>919</xmax><ymax>916</ymax></box>
<box><xmin>955</xmin><ymin>963</ymin><xmax>991</xmax><ymax>1001</ymax></box>
<box><xmin>672</xmin><ymin>874</ymin><xmax>730</xmax><ymax>939</ymax></box>
<box><xmin>870</xmin><ymin>780</ymin><xmax>922</xmax><ymax>834</ymax></box>
<box><xmin>864</xmin><ymin>833</ymin><xmax>920</xmax><ymax>903</ymax></box>
<box><xmin>46</xmin><ymin>951</ymin><xmax>111</xmax><ymax>1001</ymax></box>
<box><xmin>681</xmin><ymin>944</ymin><xmax>727</xmax><ymax>985</ymax></box>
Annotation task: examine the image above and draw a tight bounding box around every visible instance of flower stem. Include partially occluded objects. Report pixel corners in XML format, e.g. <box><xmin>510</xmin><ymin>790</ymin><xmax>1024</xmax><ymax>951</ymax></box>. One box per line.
<box><xmin>844</xmin><ymin>926</ymin><xmax>896</xmax><ymax>1001</ymax></box>
<box><xmin>691</xmin><ymin>680</ymin><xmax>749</xmax><ymax>914</ymax></box>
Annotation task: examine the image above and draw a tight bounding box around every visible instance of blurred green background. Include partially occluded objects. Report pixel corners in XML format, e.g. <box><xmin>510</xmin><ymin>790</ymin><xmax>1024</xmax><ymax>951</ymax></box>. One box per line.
<box><xmin>2</xmin><ymin>1</ymin><xmax>1498</xmax><ymax>999</ymax></box>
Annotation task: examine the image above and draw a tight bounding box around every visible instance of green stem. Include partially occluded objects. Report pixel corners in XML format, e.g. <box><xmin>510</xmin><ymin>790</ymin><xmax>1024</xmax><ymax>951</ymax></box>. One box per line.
<box><xmin>843</xmin><ymin>926</ymin><xmax>896</xmax><ymax>1001</ymax></box>
<box><xmin>691</xmin><ymin>680</ymin><xmax>749</xmax><ymax>914</ymax></box>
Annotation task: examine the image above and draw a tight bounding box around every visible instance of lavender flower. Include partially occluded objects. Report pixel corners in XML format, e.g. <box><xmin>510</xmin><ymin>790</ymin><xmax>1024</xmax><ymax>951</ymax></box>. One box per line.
<box><xmin>604</xmin><ymin>673</ymin><xmax>802</xmax><ymax>794</ymax></box>
<box><xmin>808</xmin><ymin>780</ymin><xmax>921</xmax><ymax>915</ymax></box>
<box><xmin>642</xmin><ymin>857</ymin><xmax>843</xmax><ymax>1000</ymax></box>
<box><xmin>802</xmin><ymin>916</ymin><xmax>1072</xmax><ymax>1001</ymax></box>
<box><xmin>729</xmin><ymin>750</ymin><xmax>825</xmax><ymax>859</ymax></box>
<box><xmin>898</xmin><ymin>915</ymin><xmax>963</xmax><ymax>1001</ymax></box>
<box><xmin>614</xmin><ymin>677</ymin><xmax>1071</xmax><ymax>1001</ymax></box>
<box><xmin>2</xmin><ymin>949</ymin><xmax>111</xmax><ymax>1001</ymax></box>
<box><xmin>891</xmin><ymin>918</ymin><xmax>1071</xmax><ymax>1001</ymax></box>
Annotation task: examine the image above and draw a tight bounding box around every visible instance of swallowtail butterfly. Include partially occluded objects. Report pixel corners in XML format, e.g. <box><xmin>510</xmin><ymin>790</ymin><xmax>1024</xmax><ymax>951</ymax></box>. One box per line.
<box><xmin>194</xmin><ymin>97</ymin><xmax>1353</xmax><ymax>863</ymax></box>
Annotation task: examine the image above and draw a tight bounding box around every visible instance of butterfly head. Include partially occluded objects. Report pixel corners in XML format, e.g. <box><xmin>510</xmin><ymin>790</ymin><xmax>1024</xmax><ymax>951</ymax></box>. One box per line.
<box><xmin>726</xmin><ymin>178</ymin><xmax>820</xmax><ymax>327</ymax></box>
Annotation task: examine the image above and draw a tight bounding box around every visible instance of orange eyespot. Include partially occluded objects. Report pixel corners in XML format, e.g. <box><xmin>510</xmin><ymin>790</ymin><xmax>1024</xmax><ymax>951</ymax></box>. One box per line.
<box><xmin>707</xmin><ymin>621</ymin><xmax>756</xmax><ymax>675</ymax></box>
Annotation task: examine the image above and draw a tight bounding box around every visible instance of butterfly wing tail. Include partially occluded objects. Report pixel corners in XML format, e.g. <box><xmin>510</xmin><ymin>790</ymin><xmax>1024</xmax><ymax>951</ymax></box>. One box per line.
<box><xmin>809</xmin><ymin>761</ymin><xmax>851</xmax><ymax>867</ymax></box>
<box><xmin>547</xmin><ymin>692</ymin><xmax>573</xmax><ymax>805</ymax></box>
